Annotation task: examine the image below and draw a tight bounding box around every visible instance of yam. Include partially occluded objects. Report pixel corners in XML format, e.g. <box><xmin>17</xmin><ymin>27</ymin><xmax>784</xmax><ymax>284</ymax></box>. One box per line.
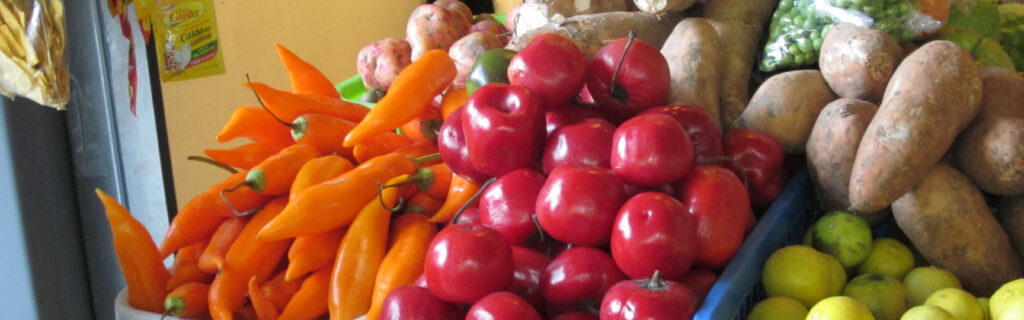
<box><xmin>955</xmin><ymin>67</ymin><xmax>1024</xmax><ymax>196</ymax></box>
<box><xmin>976</xmin><ymin>66</ymin><xmax>1024</xmax><ymax>120</ymax></box>
<box><xmin>892</xmin><ymin>164</ymin><xmax>1024</xmax><ymax>297</ymax></box>
<box><xmin>660</xmin><ymin>18</ymin><xmax>724</xmax><ymax>130</ymax></box>
<box><xmin>819</xmin><ymin>23</ymin><xmax>904</xmax><ymax>104</ymax></box>
<box><xmin>849</xmin><ymin>41</ymin><xmax>983</xmax><ymax>214</ymax></box>
<box><xmin>356</xmin><ymin>38</ymin><xmax>412</xmax><ymax>91</ymax></box>
<box><xmin>735</xmin><ymin>70</ymin><xmax>837</xmax><ymax>154</ymax></box>
<box><xmin>806</xmin><ymin>99</ymin><xmax>880</xmax><ymax>222</ymax></box>
<box><xmin>506</xmin><ymin>11</ymin><xmax>684</xmax><ymax>57</ymax></box>
<box><xmin>407</xmin><ymin>4</ymin><xmax>468</xmax><ymax>60</ymax></box>
<box><xmin>1000</xmin><ymin>195</ymin><xmax>1024</xmax><ymax>259</ymax></box>
<box><xmin>702</xmin><ymin>0</ymin><xmax>780</xmax><ymax>129</ymax></box>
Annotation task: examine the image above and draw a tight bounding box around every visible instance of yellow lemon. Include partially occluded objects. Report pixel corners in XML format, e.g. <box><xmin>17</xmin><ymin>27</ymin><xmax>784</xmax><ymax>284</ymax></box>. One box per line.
<box><xmin>977</xmin><ymin>297</ymin><xmax>989</xmax><ymax>320</ymax></box>
<box><xmin>857</xmin><ymin>238</ymin><xmax>915</xmax><ymax>280</ymax></box>
<box><xmin>904</xmin><ymin>266</ymin><xmax>962</xmax><ymax>306</ymax></box>
<box><xmin>925</xmin><ymin>288</ymin><xmax>984</xmax><ymax>320</ymax></box>
<box><xmin>748</xmin><ymin>296</ymin><xmax>810</xmax><ymax>320</ymax></box>
<box><xmin>991</xmin><ymin>278</ymin><xmax>1024</xmax><ymax>320</ymax></box>
<box><xmin>763</xmin><ymin>245</ymin><xmax>833</xmax><ymax>308</ymax></box>
<box><xmin>824</xmin><ymin>252</ymin><xmax>848</xmax><ymax>296</ymax></box>
<box><xmin>995</xmin><ymin>297</ymin><xmax>1024</xmax><ymax>320</ymax></box>
<box><xmin>806</xmin><ymin>296</ymin><xmax>876</xmax><ymax>320</ymax></box>
<box><xmin>901</xmin><ymin>305</ymin><xmax>957</xmax><ymax>320</ymax></box>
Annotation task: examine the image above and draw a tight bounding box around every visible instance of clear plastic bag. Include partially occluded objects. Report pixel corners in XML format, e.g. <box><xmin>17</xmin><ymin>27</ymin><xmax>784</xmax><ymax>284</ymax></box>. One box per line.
<box><xmin>0</xmin><ymin>0</ymin><xmax>69</xmax><ymax>109</ymax></box>
<box><xmin>760</xmin><ymin>0</ymin><xmax>942</xmax><ymax>72</ymax></box>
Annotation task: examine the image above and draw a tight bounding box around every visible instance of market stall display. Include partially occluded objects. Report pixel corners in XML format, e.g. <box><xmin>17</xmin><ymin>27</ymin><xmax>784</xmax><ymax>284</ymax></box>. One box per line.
<box><xmin>104</xmin><ymin>0</ymin><xmax>1024</xmax><ymax>319</ymax></box>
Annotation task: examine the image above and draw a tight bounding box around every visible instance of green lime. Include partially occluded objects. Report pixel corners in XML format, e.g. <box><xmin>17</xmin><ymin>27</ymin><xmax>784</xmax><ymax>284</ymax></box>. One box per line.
<box><xmin>844</xmin><ymin>274</ymin><xmax>908</xmax><ymax>320</ymax></box>
<box><xmin>857</xmin><ymin>238</ymin><xmax>915</xmax><ymax>280</ymax></box>
<box><xmin>811</xmin><ymin>211</ymin><xmax>873</xmax><ymax>269</ymax></box>
<box><xmin>747</xmin><ymin>296</ymin><xmax>809</xmax><ymax>320</ymax></box>
<box><xmin>904</xmin><ymin>266</ymin><xmax>963</xmax><ymax>306</ymax></box>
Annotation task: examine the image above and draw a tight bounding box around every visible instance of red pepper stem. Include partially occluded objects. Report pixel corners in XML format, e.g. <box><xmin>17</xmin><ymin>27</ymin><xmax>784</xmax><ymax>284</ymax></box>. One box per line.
<box><xmin>609</xmin><ymin>31</ymin><xmax>637</xmax><ymax>103</ymax></box>
<box><xmin>449</xmin><ymin>176</ymin><xmax>497</xmax><ymax>224</ymax></box>
<box><xmin>186</xmin><ymin>155</ymin><xmax>239</xmax><ymax>174</ymax></box>
<box><xmin>698</xmin><ymin>156</ymin><xmax>750</xmax><ymax>189</ymax></box>
<box><xmin>245</xmin><ymin>73</ymin><xmax>298</xmax><ymax>130</ymax></box>
<box><xmin>219</xmin><ymin>181</ymin><xmax>260</xmax><ymax>217</ymax></box>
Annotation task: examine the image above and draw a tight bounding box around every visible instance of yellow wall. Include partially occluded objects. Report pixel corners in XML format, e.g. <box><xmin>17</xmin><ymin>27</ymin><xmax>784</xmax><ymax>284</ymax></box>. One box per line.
<box><xmin>161</xmin><ymin>1</ymin><xmax>424</xmax><ymax>208</ymax></box>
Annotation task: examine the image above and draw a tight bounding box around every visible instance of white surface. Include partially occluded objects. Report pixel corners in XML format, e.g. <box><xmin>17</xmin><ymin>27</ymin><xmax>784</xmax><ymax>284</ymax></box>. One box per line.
<box><xmin>114</xmin><ymin>288</ymin><xmax>187</xmax><ymax>320</ymax></box>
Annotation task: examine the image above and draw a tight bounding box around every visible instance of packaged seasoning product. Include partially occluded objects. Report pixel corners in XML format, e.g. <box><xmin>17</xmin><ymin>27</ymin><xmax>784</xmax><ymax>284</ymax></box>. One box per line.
<box><xmin>152</xmin><ymin>0</ymin><xmax>225</xmax><ymax>81</ymax></box>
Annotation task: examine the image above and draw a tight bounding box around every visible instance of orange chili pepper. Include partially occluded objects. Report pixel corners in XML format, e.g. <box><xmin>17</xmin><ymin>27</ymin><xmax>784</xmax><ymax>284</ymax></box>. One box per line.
<box><xmin>160</xmin><ymin>201</ymin><xmax>228</xmax><ymax>258</ymax></box>
<box><xmin>418</xmin><ymin>163</ymin><xmax>452</xmax><ymax>201</ymax></box>
<box><xmin>364</xmin><ymin>213</ymin><xmax>438</xmax><ymax>320</ymax></box>
<box><xmin>392</xmin><ymin>140</ymin><xmax>441</xmax><ymax>163</ymax></box>
<box><xmin>167</xmin><ymin>240</ymin><xmax>213</xmax><ymax>290</ymax></box>
<box><xmin>343</xmin><ymin>50</ymin><xmax>456</xmax><ymax>148</ymax></box>
<box><xmin>198</xmin><ymin>217</ymin><xmax>248</xmax><ymax>274</ymax></box>
<box><xmin>278</xmin><ymin>265</ymin><xmax>332</xmax><ymax>320</ymax></box>
<box><xmin>441</xmin><ymin>86</ymin><xmax>468</xmax><ymax>119</ymax></box>
<box><xmin>227</xmin><ymin>144</ymin><xmax>320</xmax><ymax>196</ymax></box>
<box><xmin>291</xmin><ymin>113</ymin><xmax>358</xmax><ymax>161</ymax></box>
<box><xmin>196</xmin><ymin>171</ymin><xmax>275</xmax><ymax>218</ymax></box>
<box><xmin>244</xmin><ymin>81</ymin><xmax>368</xmax><ymax>123</ymax></box>
<box><xmin>249</xmin><ymin>277</ymin><xmax>280</xmax><ymax>320</ymax></box>
<box><xmin>276</xmin><ymin>43</ymin><xmax>341</xmax><ymax>99</ymax></box>
<box><xmin>205</xmin><ymin>142</ymin><xmax>289</xmax><ymax>171</ymax></box>
<box><xmin>329</xmin><ymin>175</ymin><xmax>406</xmax><ymax>320</ymax></box>
<box><xmin>289</xmin><ymin>155</ymin><xmax>355</xmax><ymax>201</ymax></box>
<box><xmin>353</xmin><ymin>132</ymin><xmax>414</xmax><ymax>163</ymax></box>
<box><xmin>258</xmin><ymin>153</ymin><xmax>437</xmax><ymax>240</ymax></box>
<box><xmin>285</xmin><ymin>227</ymin><xmax>347</xmax><ymax>281</ymax></box>
<box><xmin>164</xmin><ymin>282</ymin><xmax>210</xmax><ymax>319</ymax></box>
<box><xmin>217</xmin><ymin>105</ymin><xmax>295</xmax><ymax>145</ymax></box>
<box><xmin>96</xmin><ymin>189</ymin><xmax>170</xmax><ymax>313</ymax></box>
<box><xmin>428</xmin><ymin>174</ymin><xmax>483</xmax><ymax>223</ymax></box>
<box><xmin>261</xmin><ymin>270</ymin><xmax>305</xmax><ymax>311</ymax></box>
<box><xmin>209</xmin><ymin>197</ymin><xmax>293</xmax><ymax>320</ymax></box>
<box><xmin>403</xmin><ymin>192</ymin><xmax>444</xmax><ymax>217</ymax></box>
<box><xmin>399</xmin><ymin>105</ymin><xmax>443</xmax><ymax>142</ymax></box>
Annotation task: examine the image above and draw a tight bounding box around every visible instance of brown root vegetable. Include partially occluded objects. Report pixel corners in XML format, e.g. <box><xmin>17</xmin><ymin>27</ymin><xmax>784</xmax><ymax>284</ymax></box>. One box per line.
<box><xmin>892</xmin><ymin>164</ymin><xmax>1024</xmax><ymax>297</ymax></box>
<box><xmin>819</xmin><ymin>23</ymin><xmax>904</xmax><ymax>104</ymax></box>
<box><xmin>660</xmin><ymin>18</ymin><xmax>724</xmax><ymax>130</ymax></box>
<box><xmin>1000</xmin><ymin>195</ymin><xmax>1024</xmax><ymax>259</ymax></box>
<box><xmin>849</xmin><ymin>40</ymin><xmax>983</xmax><ymax>214</ymax></box>
<box><xmin>449</xmin><ymin>32</ymin><xmax>503</xmax><ymax>86</ymax></box>
<box><xmin>702</xmin><ymin>0</ymin><xmax>780</xmax><ymax>129</ymax></box>
<box><xmin>806</xmin><ymin>99</ymin><xmax>880</xmax><ymax>222</ymax></box>
<box><xmin>633</xmin><ymin>0</ymin><xmax>697</xmax><ymax>14</ymax></box>
<box><xmin>507</xmin><ymin>11</ymin><xmax>684</xmax><ymax>57</ymax></box>
<box><xmin>434</xmin><ymin>0</ymin><xmax>474</xmax><ymax>34</ymax></box>
<box><xmin>513</xmin><ymin>0</ymin><xmax>632</xmax><ymax>38</ymax></box>
<box><xmin>735</xmin><ymin>70</ymin><xmax>837</xmax><ymax>154</ymax></box>
<box><xmin>356</xmin><ymin>38</ymin><xmax>412</xmax><ymax>91</ymax></box>
<box><xmin>976</xmin><ymin>66</ymin><xmax>1024</xmax><ymax>120</ymax></box>
<box><xmin>407</xmin><ymin>4</ymin><xmax>469</xmax><ymax>60</ymax></box>
<box><xmin>955</xmin><ymin>67</ymin><xmax>1024</xmax><ymax>196</ymax></box>
<box><xmin>470</xmin><ymin>19</ymin><xmax>510</xmax><ymax>46</ymax></box>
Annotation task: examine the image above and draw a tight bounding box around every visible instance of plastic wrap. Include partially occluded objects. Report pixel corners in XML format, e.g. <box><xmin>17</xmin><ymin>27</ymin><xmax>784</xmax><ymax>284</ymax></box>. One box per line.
<box><xmin>0</xmin><ymin>0</ymin><xmax>69</xmax><ymax>109</ymax></box>
<box><xmin>760</xmin><ymin>0</ymin><xmax>942</xmax><ymax>72</ymax></box>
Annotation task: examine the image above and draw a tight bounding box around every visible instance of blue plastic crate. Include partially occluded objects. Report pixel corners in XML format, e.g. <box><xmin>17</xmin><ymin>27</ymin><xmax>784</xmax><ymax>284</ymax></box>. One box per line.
<box><xmin>694</xmin><ymin>168</ymin><xmax>819</xmax><ymax>320</ymax></box>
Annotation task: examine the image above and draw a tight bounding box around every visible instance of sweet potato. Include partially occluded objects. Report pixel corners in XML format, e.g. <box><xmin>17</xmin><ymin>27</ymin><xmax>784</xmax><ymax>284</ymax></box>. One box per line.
<box><xmin>806</xmin><ymin>99</ymin><xmax>880</xmax><ymax>222</ymax></box>
<box><xmin>634</xmin><ymin>0</ymin><xmax>697</xmax><ymax>14</ymax></box>
<box><xmin>434</xmin><ymin>0</ymin><xmax>474</xmax><ymax>34</ymax></box>
<box><xmin>892</xmin><ymin>164</ymin><xmax>1024</xmax><ymax>297</ymax></box>
<box><xmin>702</xmin><ymin>0</ymin><xmax>780</xmax><ymax>129</ymax></box>
<box><xmin>976</xmin><ymin>66</ymin><xmax>1024</xmax><ymax>120</ymax></box>
<box><xmin>849</xmin><ymin>41</ymin><xmax>983</xmax><ymax>214</ymax></box>
<box><xmin>507</xmin><ymin>11</ymin><xmax>685</xmax><ymax>57</ymax></box>
<box><xmin>1000</xmin><ymin>195</ymin><xmax>1024</xmax><ymax>259</ymax></box>
<box><xmin>512</xmin><ymin>0</ymin><xmax>632</xmax><ymax>38</ymax></box>
<box><xmin>449</xmin><ymin>32</ymin><xmax>503</xmax><ymax>86</ymax></box>
<box><xmin>407</xmin><ymin>4</ymin><xmax>469</xmax><ymax>60</ymax></box>
<box><xmin>819</xmin><ymin>23</ymin><xmax>904</xmax><ymax>104</ymax></box>
<box><xmin>735</xmin><ymin>70</ymin><xmax>837</xmax><ymax>154</ymax></box>
<box><xmin>955</xmin><ymin>67</ymin><xmax>1024</xmax><ymax>195</ymax></box>
<box><xmin>660</xmin><ymin>18</ymin><xmax>724</xmax><ymax>130</ymax></box>
<box><xmin>357</xmin><ymin>38</ymin><xmax>412</xmax><ymax>91</ymax></box>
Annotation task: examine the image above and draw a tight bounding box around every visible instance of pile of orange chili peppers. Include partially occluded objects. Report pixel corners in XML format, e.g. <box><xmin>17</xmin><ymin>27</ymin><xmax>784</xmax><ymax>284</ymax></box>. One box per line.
<box><xmin>97</xmin><ymin>44</ymin><xmax>478</xmax><ymax>320</ymax></box>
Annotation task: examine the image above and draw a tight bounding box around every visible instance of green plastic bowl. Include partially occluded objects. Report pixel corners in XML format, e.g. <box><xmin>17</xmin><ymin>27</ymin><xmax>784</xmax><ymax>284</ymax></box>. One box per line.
<box><xmin>337</xmin><ymin>14</ymin><xmax>507</xmax><ymax>108</ymax></box>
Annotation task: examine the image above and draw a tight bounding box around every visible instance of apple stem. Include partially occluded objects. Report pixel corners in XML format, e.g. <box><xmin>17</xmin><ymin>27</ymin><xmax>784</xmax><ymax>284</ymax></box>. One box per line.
<box><xmin>376</xmin><ymin>182</ymin><xmax>407</xmax><ymax>213</ymax></box>
<box><xmin>609</xmin><ymin>31</ymin><xmax>637</xmax><ymax>103</ymax></box>
<box><xmin>220</xmin><ymin>182</ymin><xmax>261</xmax><ymax>217</ymax></box>
<box><xmin>646</xmin><ymin>270</ymin><xmax>667</xmax><ymax>291</ymax></box>
<box><xmin>449</xmin><ymin>176</ymin><xmax>497</xmax><ymax>224</ymax></box>
<box><xmin>245</xmin><ymin>73</ymin><xmax>298</xmax><ymax>130</ymax></box>
<box><xmin>187</xmin><ymin>155</ymin><xmax>239</xmax><ymax>174</ymax></box>
<box><xmin>698</xmin><ymin>156</ymin><xmax>750</xmax><ymax>190</ymax></box>
<box><xmin>531</xmin><ymin>214</ymin><xmax>546</xmax><ymax>244</ymax></box>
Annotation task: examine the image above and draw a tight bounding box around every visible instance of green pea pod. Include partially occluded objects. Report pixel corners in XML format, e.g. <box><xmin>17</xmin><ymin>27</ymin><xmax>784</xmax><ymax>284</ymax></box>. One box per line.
<box><xmin>466</xmin><ymin>48</ymin><xmax>516</xmax><ymax>95</ymax></box>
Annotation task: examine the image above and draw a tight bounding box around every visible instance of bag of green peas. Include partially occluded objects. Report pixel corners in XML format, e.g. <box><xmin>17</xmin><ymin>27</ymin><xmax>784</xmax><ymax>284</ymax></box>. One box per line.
<box><xmin>760</xmin><ymin>0</ymin><xmax>942</xmax><ymax>72</ymax></box>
